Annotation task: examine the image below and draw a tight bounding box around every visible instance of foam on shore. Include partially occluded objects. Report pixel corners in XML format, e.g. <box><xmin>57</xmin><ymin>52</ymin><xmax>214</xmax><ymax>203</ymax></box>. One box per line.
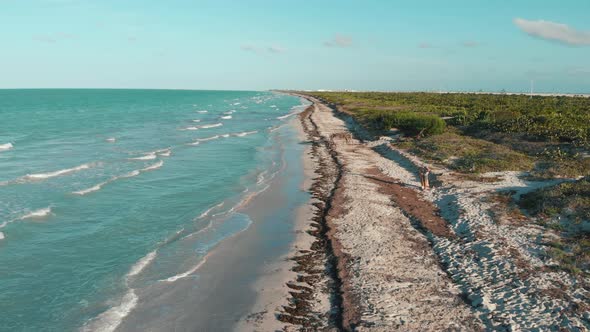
<box><xmin>197</xmin><ymin>202</ymin><xmax>225</xmax><ymax>219</ymax></box>
<box><xmin>276</xmin><ymin>112</ymin><xmax>298</xmax><ymax>120</ymax></box>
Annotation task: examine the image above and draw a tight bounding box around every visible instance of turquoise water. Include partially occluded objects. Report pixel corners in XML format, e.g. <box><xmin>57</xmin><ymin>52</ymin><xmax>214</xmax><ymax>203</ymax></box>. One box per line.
<box><xmin>0</xmin><ymin>89</ymin><xmax>306</xmax><ymax>331</ymax></box>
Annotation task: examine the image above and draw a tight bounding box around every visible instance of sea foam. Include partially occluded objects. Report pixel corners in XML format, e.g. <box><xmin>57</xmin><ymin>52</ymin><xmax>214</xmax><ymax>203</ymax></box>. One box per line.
<box><xmin>24</xmin><ymin>163</ymin><xmax>91</xmax><ymax>181</ymax></box>
<box><xmin>73</xmin><ymin>161</ymin><xmax>162</xmax><ymax>195</ymax></box>
<box><xmin>20</xmin><ymin>207</ymin><xmax>52</xmax><ymax>220</ymax></box>
<box><xmin>233</xmin><ymin>130</ymin><xmax>258</xmax><ymax>137</ymax></box>
<box><xmin>196</xmin><ymin>135</ymin><xmax>220</xmax><ymax>142</ymax></box>
<box><xmin>197</xmin><ymin>202</ymin><xmax>225</xmax><ymax>219</ymax></box>
<box><xmin>127</xmin><ymin>250</ymin><xmax>157</xmax><ymax>279</ymax></box>
<box><xmin>129</xmin><ymin>152</ymin><xmax>157</xmax><ymax>161</ymax></box>
<box><xmin>141</xmin><ymin>160</ymin><xmax>164</xmax><ymax>171</ymax></box>
<box><xmin>0</xmin><ymin>143</ymin><xmax>14</xmax><ymax>151</ymax></box>
<box><xmin>277</xmin><ymin>112</ymin><xmax>298</xmax><ymax>120</ymax></box>
<box><xmin>199</xmin><ymin>123</ymin><xmax>222</xmax><ymax>129</ymax></box>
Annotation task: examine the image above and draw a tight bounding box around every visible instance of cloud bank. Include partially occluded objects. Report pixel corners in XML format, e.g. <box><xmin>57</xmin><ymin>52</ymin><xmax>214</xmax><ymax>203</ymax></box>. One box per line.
<box><xmin>514</xmin><ymin>18</ymin><xmax>590</xmax><ymax>46</ymax></box>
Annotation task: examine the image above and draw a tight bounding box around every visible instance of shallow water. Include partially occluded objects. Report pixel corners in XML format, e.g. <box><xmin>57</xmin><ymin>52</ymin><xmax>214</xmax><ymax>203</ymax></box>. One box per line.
<box><xmin>0</xmin><ymin>89</ymin><xmax>308</xmax><ymax>331</ymax></box>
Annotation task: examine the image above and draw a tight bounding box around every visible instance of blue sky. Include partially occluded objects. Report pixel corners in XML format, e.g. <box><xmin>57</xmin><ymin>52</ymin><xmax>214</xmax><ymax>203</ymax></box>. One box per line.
<box><xmin>1</xmin><ymin>0</ymin><xmax>590</xmax><ymax>92</ymax></box>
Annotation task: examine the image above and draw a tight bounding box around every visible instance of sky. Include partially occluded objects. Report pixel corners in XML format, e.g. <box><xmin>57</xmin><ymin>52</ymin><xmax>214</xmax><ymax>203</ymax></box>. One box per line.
<box><xmin>1</xmin><ymin>0</ymin><xmax>590</xmax><ymax>92</ymax></box>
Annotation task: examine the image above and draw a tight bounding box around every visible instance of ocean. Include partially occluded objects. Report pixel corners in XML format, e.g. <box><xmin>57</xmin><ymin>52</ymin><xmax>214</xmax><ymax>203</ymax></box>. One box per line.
<box><xmin>0</xmin><ymin>89</ymin><xmax>309</xmax><ymax>331</ymax></box>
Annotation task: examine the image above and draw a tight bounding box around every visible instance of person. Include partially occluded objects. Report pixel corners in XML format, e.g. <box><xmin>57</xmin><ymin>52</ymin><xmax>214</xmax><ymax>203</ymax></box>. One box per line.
<box><xmin>419</xmin><ymin>166</ymin><xmax>430</xmax><ymax>190</ymax></box>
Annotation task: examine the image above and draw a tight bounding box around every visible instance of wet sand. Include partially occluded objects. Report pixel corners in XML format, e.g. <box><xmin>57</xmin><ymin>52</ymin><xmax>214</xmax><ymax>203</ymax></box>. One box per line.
<box><xmin>115</xmin><ymin>117</ymin><xmax>309</xmax><ymax>332</ymax></box>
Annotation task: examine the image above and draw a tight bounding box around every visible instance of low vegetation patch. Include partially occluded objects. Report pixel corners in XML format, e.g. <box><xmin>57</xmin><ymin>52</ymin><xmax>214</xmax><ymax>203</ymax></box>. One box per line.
<box><xmin>399</xmin><ymin>132</ymin><xmax>534</xmax><ymax>173</ymax></box>
<box><xmin>520</xmin><ymin>176</ymin><xmax>590</xmax><ymax>223</ymax></box>
<box><xmin>356</xmin><ymin>109</ymin><xmax>446</xmax><ymax>136</ymax></box>
<box><xmin>520</xmin><ymin>177</ymin><xmax>590</xmax><ymax>275</ymax></box>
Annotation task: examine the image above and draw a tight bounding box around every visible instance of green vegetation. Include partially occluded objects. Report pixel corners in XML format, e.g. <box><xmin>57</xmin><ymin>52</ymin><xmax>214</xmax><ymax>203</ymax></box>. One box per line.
<box><xmin>545</xmin><ymin>238</ymin><xmax>589</xmax><ymax>275</ymax></box>
<box><xmin>399</xmin><ymin>131</ymin><xmax>534</xmax><ymax>173</ymax></box>
<box><xmin>312</xmin><ymin>91</ymin><xmax>590</xmax><ymax>145</ymax></box>
<box><xmin>302</xmin><ymin>90</ymin><xmax>590</xmax><ymax>276</ymax></box>
<box><xmin>307</xmin><ymin>91</ymin><xmax>590</xmax><ymax>176</ymax></box>
<box><xmin>357</xmin><ymin>109</ymin><xmax>445</xmax><ymax>136</ymax></box>
<box><xmin>520</xmin><ymin>176</ymin><xmax>590</xmax><ymax>223</ymax></box>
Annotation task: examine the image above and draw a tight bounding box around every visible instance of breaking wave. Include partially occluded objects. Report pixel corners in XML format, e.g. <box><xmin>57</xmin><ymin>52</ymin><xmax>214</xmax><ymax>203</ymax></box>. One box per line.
<box><xmin>0</xmin><ymin>143</ymin><xmax>14</xmax><ymax>151</ymax></box>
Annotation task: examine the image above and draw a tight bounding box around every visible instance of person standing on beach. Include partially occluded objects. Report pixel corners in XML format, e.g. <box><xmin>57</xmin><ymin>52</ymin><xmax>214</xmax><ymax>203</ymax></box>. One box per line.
<box><xmin>419</xmin><ymin>166</ymin><xmax>430</xmax><ymax>190</ymax></box>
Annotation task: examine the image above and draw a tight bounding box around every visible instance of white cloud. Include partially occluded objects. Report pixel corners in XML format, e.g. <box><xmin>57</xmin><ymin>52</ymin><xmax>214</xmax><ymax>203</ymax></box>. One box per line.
<box><xmin>514</xmin><ymin>18</ymin><xmax>590</xmax><ymax>46</ymax></box>
<box><xmin>324</xmin><ymin>34</ymin><xmax>353</xmax><ymax>48</ymax></box>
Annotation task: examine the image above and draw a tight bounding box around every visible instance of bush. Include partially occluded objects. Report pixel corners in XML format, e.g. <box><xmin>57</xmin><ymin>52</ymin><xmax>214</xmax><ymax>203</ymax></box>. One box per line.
<box><xmin>359</xmin><ymin>110</ymin><xmax>446</xmax><ymax>136</ymax></box>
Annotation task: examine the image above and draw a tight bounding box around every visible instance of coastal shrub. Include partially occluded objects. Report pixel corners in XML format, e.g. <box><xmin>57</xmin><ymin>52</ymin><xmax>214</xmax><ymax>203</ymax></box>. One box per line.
<box><xmin>313</xmin><ymin>91</ymin><xmax>590</xmax><ymax>145</ymax></box>
<box><xmin>359</xmin><ymin>110</ymin><xmax>446</xmax><ymax>136</ymax></box>
<box><xmin>400</xmin><ymin>132</ymin><xmax>535</xmax><ymax>173</ymax></box>
<box><xmin>519</xmin><ymin>176</ymin><xmax>590</xmax><ymax>224</ymax></box>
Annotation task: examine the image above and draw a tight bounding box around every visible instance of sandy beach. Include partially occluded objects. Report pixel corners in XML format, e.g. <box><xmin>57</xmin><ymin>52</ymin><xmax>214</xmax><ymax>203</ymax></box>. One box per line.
<box><xmin>238</xmin><ymin>93</ymin><xmax>589</xmax><ymax>331</ymax></box>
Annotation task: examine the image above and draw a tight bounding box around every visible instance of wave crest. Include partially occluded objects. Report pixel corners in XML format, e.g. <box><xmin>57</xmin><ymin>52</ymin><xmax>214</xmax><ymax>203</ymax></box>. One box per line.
<box><xmin>0</xmin><ymin>143</ymin><xmax>13</xmax><ymax>151</ymax></box>
<box><xmin>24</xmin><ymin>163</ymin><xmax>91</xmax><ymax>181</ymax></box>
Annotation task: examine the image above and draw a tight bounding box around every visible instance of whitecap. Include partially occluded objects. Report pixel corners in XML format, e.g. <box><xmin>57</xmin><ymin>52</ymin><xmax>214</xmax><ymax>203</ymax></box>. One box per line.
<box><xmin>220</xmin><ymin>115</ymin><xmax>232</xmax><ymax>120</ymax></box>
<box><xmin>20</xmin><ymin>207</ymin><xmax>52</xmax><ymax>220</ymax></box>
<box><xmin>73</xmin><ymin>182</ymin><xmax>106</xmax><ymax>195</ymax></box>
<box><xmin>233</xmin><ymin>130</ymin><xmax>258</xmax><ymax>137</ymax></box>
<box><xmin>129</xmin><ymin>152</ymin><xmax>156</xmax><ymax>161</ymax></box>
<box><xmin>72</xmin><ymin>163</ymin><xmax>157</xmax><ymax>196</ymax></box>
<box><xmin>270</xmin><ymin>105</ymin><xmax>277</xmax><ymax>108</ymax></box>
<box><xmin>154</xmin><ymin>148</ymin><xmax>171</xmax><ymax>157</ymax></box>
<box><xmin>223</xmin><ymin>110</ymin><xmax>235</xmax><ymax>115</ymax></box>
<box><xmin>127</xmin><ymin>250</ymin><xmax>157</xmax><ymax>279</ymax></box>
<box><xmin>81</xmin><ymin>288</ymin><xmax>138</xmax><ymax>332</ymax></box>
<box><xmin>0</xmin><ymin>232</ymin><xmax>4</xmax><ymax>240</ymax></box>
<box><xmin>196</xmin><ymin>135</ymin><xmax>220</xmax><ymax>142</ymax></box>
<box><xmin>0</xmin><ymin>143</ymin><xmax>14</xmax><ymax>151</ymax></box>
<box><xmin>23</xmin><ymin>163</ymin><xmax>91</xmax><ymax>181</ymax></box>
<box><xmin>182</xmin><ymin>126</ymin><xmax>200</xmax><ymax>131</ymax></box>
<box><xmin>141</xmin><ymin>160</ymin><xmax>163</xmax><ymax>172</ymax></box>
<box><xmin>199</xmin><ymin>123</ymin><xmax>222</xmax><ymax>129</ymax></box>
<box><xmin>197</xmin><ymin>202</ymin><xmax>225</xmax><ymax>219</ymax></box>
<box><xmin>192</xmin><ymin>119</ymin><xmax>201</xmax><ymax>123</ymax></box>
<box><xmin>106</xmin><ymin>138</ymin><xmax>116</xmax><ymax>143</ymax></box>
<box><xmin>197</xmin><ymin>110</ymin><xmax>208</xmax><ymax>113</ymax></box>
<box><xmin>121</xmin><ymin>170</ymin><xmax>141</xmax><ymax>179</ymax></box>
<box><xmin>277</xmin><ymin>112</ymin><xmax>298</xmax><ymax>120</ymax></box>
<box><xmin>188</xmin><ymin>141</ymin><xmax>200</xmax><ymax>146</ymax></box>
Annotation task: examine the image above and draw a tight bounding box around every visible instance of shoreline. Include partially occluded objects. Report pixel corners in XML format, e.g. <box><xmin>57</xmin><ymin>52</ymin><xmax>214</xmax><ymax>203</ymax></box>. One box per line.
<box><xmin>114</xmin><ymin>112</ymin><xmax>312</xmax><ymax>331</ymax></box>
<box><xmin>274</xmin><ymin>93</ymin><xmax>589</xmax><ymax>331</ymax></box>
